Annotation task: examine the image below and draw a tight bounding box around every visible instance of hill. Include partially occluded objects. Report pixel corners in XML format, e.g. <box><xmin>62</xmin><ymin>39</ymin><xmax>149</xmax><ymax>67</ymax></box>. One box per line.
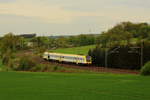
<box><xmin>50</xmin><ymin>45</ymin><xmax>95</xmax><ymax>55</ymax></box>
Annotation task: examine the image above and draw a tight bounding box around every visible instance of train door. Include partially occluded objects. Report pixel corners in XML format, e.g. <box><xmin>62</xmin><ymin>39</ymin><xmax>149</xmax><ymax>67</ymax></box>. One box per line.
<box><xmin>48</xmin><ymin>55</ymin><xmax>50</xmax><ymax>60</ymax></box>
<box><xmin>86</xmin><ymin>56</ymin><xmax>92</xmax><ymax>64</ymax></box>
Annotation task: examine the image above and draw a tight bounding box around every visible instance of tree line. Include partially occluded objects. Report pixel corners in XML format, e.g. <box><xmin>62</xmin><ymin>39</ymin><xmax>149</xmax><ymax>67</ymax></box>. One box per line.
<box><xmin>89</xmin><ymin>22</ymin><xmax>150</xmax><ymax>69</ymax></box>
<box><xmin>0</xmin><ymin>32</ymin><xmax>98</xmax><ymax>70</ymax></box>
<box><xmin>1</xmin><ymin>21</ymin><xmax>150</xmax><ymax>70</ymax></box>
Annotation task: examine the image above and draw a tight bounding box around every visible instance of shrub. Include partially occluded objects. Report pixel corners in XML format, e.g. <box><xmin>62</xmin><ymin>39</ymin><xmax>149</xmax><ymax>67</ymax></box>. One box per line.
<box><xmin>52</xmin><ymin>65</ymin><xmax>59</xmax><ymax>71</ymax></box>
<box><xmin>141</xmin><ymin>61</ymin><xmax>150</xmax><ymax>76</ymax></box>
<box><xmin>36</xmin><ymin>47</ymin><xmax>46</xmax><ymax>54</ymax></box>
<box><xmin>89</xmin><ymin>45</ymin><xmax>148</xmax><ymax>69</ymax></box>
<box><xmin>30</xmin><ymin>64</ymin><xmax>41</xmax><ymax>72</ymax></box>
<box><xmin>7</xmin><ymin>59</ymin><xmax>14</xmax><ymax>69</ymax></box>
<box><xmin>1</xmin><ymin>50</ymin><xmax>12</xmax><ymax>65</ymax></box>
<box><xmin>88</xmin><ymin>45</ymin><xmax>105</xmax><ymax>66</ymax></box>
<box><xmin>31</xmin><ymin>64</ymin><xmax>49</xmax><ymax>72</ymax></box>
<box><xmin>18</xmin><ymin>56</ymin><xmax>36</xmax><ymax>71</ymax></box>
<box><xmin>2</xmin><ymin>55</ymin><xmax>9</xmax><ymax>65</ymax></box>
<box><xmin>108</xmin><ymin>46</ymin><xmax>140</xmax><ymax>69</ymax></box>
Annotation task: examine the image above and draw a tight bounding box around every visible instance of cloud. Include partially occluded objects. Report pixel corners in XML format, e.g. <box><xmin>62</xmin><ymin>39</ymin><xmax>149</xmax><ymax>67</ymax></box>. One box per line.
<box><xmin>0</xmin><ymin>0</ymin><xmax>150</xmax><ymax>35</ymax></box>
<box><xmin>0</xmin><ymin>0</ymin><xmax>103</xmax><ymax>24</ymax></box>
<box><xmin>0</xmin><ymin>0</ymin><xmax>149</xmax><ymax>24</ymax></box>
<box><xmin>0</xmin><ymin>14</ymin><xmax>114</xmax><ymax>36</ymax></box>
<box><xmin>0</xmin><ymin>0</ymin><xmax>16</xmax><ymax>3</ymax></box>
<box><xmin>0</xmin><ymin>1</ymin><xmax>71</xmax><ymax>23</ymax></box>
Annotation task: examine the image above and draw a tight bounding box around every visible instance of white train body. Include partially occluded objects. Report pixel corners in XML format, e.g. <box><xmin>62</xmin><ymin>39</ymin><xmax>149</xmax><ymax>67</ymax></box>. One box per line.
<box><xmin>43</xmin><ymin>52</ymin><xmax>92</xmax><ymax>64</ymax></box>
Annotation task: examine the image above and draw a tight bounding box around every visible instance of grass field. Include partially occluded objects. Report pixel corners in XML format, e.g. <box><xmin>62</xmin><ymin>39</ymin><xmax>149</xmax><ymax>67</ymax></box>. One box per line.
<box><xmin>51</xmin><ymin>45</ymin><xmax>95</xmax><ymax>55</ymax></box>
<box><xmin>0</xmin><ymin>71</ymin><xmax>150</xmax><ymax>100</ymax></box>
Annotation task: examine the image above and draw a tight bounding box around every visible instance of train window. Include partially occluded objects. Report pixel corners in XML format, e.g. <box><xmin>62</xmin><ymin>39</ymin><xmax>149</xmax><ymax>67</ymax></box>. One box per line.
<box><xmin>50</xmin><ymin>55</ymin><xmax>59</xmax><ymax>58</ymax></box>
<box><xmin>50</xmin><ymin>55</ymin><xmax>54</xmax><ymax>57</ymax></box>
<box><xmin>44</xmin><ymin>54</ymin><xmax>48</xmax><ymax>56</ymax></box>
<box><xmin>64</xmin><ymin>56</ymin><xmax>69</xmax><ymax>59</ymax></box>
<box><xmin>77</xmin><ymin>58</ymin><xmax>82</xmax><ymax>60</ymax></box>
<box><xmin>64</xmin><ymin>56</ymin><xmax>74</xmax><ymax>59</ymax></box>
<box><xmin>86</xmin><ymin>56</ymin><xmax>91</xmax><ymax>62</ymax></box>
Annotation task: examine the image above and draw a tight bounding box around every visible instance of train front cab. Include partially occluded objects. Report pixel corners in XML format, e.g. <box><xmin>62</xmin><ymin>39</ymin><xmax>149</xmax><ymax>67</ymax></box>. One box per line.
<box><xmin>43</xmin><ymin>52</ymin><xmax>49</xmax><ymax>60</ymax></box>
<box><xmin>86</xmin><ymin>56</ymin><xmax>92</xmax><ymax>65</ymax></box>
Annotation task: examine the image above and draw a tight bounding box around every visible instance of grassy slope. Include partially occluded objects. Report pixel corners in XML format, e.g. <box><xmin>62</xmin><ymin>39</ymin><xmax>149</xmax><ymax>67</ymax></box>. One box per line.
<box><xmin>0</xmin><ymin>71</ymin><xmax>150</xmax><ymax>100</ymax></box>
<box><xmin>51</xmin><ymin>45</ymin><xmax>95</xmax><ymax>55</ymax></box>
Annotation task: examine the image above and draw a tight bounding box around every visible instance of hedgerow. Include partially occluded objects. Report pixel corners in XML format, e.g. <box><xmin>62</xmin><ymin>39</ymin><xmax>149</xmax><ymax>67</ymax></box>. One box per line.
<box><xmin>141</xmin><ymin>61</ymin><xmax>150</xmax><ymax>76</ymax></box>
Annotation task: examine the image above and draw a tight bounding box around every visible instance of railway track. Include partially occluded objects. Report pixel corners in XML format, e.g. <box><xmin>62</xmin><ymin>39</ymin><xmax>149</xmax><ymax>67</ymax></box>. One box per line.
<box><xmin>16</xmin><ymin>50</ymin><xmax>139</xmax><ymax>75</ymax></box>
<box><xmin>37</xmin><ymin>56</ymin><xmax>139</xmax><ymax>75</ymax></box>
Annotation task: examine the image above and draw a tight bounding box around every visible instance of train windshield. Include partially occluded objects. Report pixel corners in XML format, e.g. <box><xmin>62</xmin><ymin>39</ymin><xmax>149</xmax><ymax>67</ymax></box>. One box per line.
<box><xmin>43</xmin><ymin>52</ymin><xmax>48</xmax><ymax>56</ymax></box>
<box><xmin>86</xmin><ymin>56</ymin><xmax>91</xmax><ymax>62</ymax></box>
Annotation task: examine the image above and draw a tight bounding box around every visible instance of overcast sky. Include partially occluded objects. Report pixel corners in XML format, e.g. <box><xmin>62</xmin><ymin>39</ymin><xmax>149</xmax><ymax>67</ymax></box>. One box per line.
<box><xmin>0</xmin><ymin>0</ymin><xmax>150</xmax><ymax>36</ymax></box>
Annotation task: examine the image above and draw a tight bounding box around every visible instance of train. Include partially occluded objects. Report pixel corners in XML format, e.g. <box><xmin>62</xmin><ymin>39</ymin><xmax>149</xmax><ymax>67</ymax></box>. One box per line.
<box><xmin>43</xmin><ymin>52</ymin><xmax>92</xmax><ymax>65</ymax></box>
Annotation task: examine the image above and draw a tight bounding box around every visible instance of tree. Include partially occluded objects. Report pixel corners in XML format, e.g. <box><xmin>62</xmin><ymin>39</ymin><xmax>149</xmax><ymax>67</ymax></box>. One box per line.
<box><xmin>96</xmin><ymin>22</ymin><xmax>150</xmax><ymax>47</ymax></box>
<box><xmin>88</xmin><ymin>45</ymin><xmax>105</xmax><ymax>66</ymax></box>
<box><xmin>0</xmin><ymin>33</ymin><xmax>25</xmax><ymax>54</ymax></box>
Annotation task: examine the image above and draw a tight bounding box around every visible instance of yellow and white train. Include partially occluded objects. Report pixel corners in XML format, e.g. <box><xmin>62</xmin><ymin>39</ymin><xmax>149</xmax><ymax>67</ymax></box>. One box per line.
<box><xmin>43</xmin><ymin>52</ymin><xmax>92</xmax><ymax>64</ymax></box>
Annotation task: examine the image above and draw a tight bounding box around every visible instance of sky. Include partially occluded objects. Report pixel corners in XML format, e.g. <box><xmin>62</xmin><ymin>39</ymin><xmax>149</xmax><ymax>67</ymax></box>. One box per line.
<box><xmin>0</xmin><ymin>0</ymin><xmax>150</xmax><ymax>36</ymax></box>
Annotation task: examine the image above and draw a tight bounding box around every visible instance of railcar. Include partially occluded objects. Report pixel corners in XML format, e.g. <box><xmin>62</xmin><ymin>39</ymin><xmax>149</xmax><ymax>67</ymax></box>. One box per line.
<box><xmin>43</xmin><ymin>52</ymin><xmax>92</xmax><ymax>64</ymax></box>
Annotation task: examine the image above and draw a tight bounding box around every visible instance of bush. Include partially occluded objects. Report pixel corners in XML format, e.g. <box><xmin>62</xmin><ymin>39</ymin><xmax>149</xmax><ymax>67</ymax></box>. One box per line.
<box><xmin>89</xmin><ymin>44</ymin><xmax>150</xmax><ymax>69</ymax></box>
<box><xmin>30</xmin><ymin>64</ymin><xmax>42</xmax><ymax>72</ymax></box>
<box><xmin>108</xmin><ymin>46</ymin><xmax>140</xmax><ymax>69</ymax></box>
<box><xmin>31</xmin><ymin>64</ymin><xmax>49</xmax><ymax>72</ymax></box>
<box><xmin>52</xmin><ymin>65</ymin><xmax>59</xmax><ymax>71</ymax></box>
<box><xmin>2</xmin><ymin>55</ymin><xmax>9</xmax><ymax>65</ymax></box>
<box><xmin>18</xmin><ymin>56</ymin><xmax>36</xmax><ymax>71</ymax></box>
<box><xmin>7</xmin><ymin>59</ymin><xmax>14</xmax><ymax>69</ymax></box>
<box><xmin>141</xmin><ymin>61</ymin><xmax>150</xmax><ymax>76</ymax></box>
<box><xmin>1</xmin><ymin>50</ymin><xmax>12</xmax><ymax>65</ymax></box>
<box><xmin>88</xmin><ymin>45</ymin><xmax>105</xmax><ymax>66</ymax></box>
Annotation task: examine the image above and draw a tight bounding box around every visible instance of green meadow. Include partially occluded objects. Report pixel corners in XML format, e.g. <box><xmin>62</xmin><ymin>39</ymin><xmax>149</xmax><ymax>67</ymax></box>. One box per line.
<box><xmin>0</xmin><ymin>71</ymin><xmax>150</xmax><ymax>100</ymax></box>
<box><xmin>51</xmin><ymin>45</ymin><xmax>95</xmax><ymax>55</ymax></box>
